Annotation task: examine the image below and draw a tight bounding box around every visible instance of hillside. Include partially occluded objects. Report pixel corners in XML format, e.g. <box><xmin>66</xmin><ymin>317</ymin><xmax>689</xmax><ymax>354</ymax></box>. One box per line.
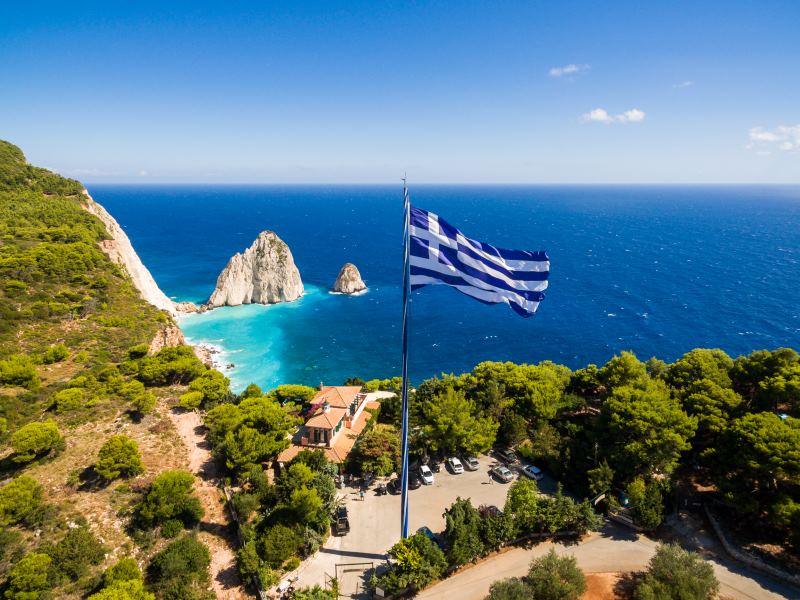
<box><xmin>0</xmin><ymin>141</ymin><xmax>229</xmax><ymax>599</ymax></box>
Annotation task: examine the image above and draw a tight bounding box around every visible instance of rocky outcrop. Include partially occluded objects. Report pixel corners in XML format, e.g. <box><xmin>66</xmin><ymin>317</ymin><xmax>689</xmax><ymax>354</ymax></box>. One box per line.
<box><xmin>207</xmin><ymin>231</ymin><xmax>303</xmax><ymax>308</ymax></box>
<box><xmin>174</xmin><ymin>301</ymin><xmax>203</xmax><ymax>314</ymax></box>
<box><xmin>81</xmin><ymin>190</ymin><xmax>176</xmax><ymax>315</ymax></box>
<box><xmin>148</xmin><ymin>324</ymin><xmax>186</xmax><ymax>354</ymax></box>
<box><xmin>332</xmin><ymin>263</ymin><xmax>367</xmax><ymax>294</ymax></box>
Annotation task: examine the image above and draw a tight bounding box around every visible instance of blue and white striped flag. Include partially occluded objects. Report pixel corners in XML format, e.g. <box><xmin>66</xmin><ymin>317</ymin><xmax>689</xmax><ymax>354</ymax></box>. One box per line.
<box><xmin>408</xmin><ymin>206</ymin><xmax>549</xmax><ymax>317</ymax></box>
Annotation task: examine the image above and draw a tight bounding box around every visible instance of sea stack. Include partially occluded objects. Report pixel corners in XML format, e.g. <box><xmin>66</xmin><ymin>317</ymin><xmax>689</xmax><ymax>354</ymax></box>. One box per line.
<box><xmin>207</xmin><ymin>231</ymin><xmax>304</xmax><ymax>308</ymax></box>
<box><xmin>332</xmin><ymin>262</ymin><xmax>367</xmax><ymax>294</ymax></box>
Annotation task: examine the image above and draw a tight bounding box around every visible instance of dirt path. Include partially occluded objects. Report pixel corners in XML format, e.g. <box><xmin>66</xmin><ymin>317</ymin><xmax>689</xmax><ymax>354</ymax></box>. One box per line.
<box><xmin>169</xmin><ymin>408</ymin><xmax>247</xmax><ymax>599</ymax></box>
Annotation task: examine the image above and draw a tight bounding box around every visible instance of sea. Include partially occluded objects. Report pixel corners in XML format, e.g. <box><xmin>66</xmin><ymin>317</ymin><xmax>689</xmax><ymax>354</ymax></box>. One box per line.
<box><xmin>88</xmin><ymin>184</ymin><xmax>800</xmax><ymax>392</ymax></box>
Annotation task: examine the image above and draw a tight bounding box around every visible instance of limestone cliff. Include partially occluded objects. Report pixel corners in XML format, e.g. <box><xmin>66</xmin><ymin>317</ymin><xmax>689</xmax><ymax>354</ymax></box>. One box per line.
<box><xmin>81</xmin><ymin>190</ymin><xmax>176</xmax><ymax>315</ymax></box>
<box><xmin>332</xmin><ymin>263</ymin><xmax>367</xmax><ymax>294</ymax></box>
<box><xmin>148</xmin><ymin>324</ymin><xmax>186</xmax><ymax>354</ymax></box>
<box><xmin>207</xmin><ymin>231</ymin><xmax>304</xmax><ymax>308</ymax></box>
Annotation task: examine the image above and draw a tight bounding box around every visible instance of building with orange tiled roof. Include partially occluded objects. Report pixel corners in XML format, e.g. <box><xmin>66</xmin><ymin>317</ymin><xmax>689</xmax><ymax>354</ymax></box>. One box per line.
<box><xmin>276</xmin><ymin>385</ymin><xmax>378</xmax><ymax>466</ymax></box>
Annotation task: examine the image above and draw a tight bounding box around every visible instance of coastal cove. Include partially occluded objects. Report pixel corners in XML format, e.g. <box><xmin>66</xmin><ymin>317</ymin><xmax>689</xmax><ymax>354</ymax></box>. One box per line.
<box><xmin>90</xmin><ymin>184</ymin><xmax>800</xmax><ymax>391</ymax></box>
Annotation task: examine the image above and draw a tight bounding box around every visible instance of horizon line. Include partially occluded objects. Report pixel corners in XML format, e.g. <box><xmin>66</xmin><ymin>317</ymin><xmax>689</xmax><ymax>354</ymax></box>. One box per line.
<box><xmin>82</xmin><ymin>181</ymin><xmax>800</xmax><ymax>187</ymax></box>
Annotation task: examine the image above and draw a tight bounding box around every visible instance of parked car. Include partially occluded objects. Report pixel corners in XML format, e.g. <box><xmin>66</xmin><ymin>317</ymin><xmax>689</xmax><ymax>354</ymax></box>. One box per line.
<box><xmin>334</xmin><ymin>506</ymin><xmax>350</xmax><ymax>535</ymax></box>
<box><xmin>446</xmin><ymin>457</ymin><xmax>464</xmax><ymax>474</ymax></box>
<box><xmin>496</xmin><ymin>448</ymin><xmax>519</xmax><ymax>465</ymax></box>
<box><xmin>521</xmin><ymin>464</ymin><xmax>543</xmax><ymax>480</ymax></box>
<box><xmin>419</xmin><ymin>464</ymin><xmax>434</xmax><ymax>485</ymax></box>
<box><xmin>490</xmin><ymin>465</ymin><xmax>514</xmax><ymax>483</ymax></box>
<box><xmin>461</xmin><ymin>455</ymin><xmax>480</xmax><ymax>471</ymax></box>
<box><xmin>387</xmin><ymin>474</ymin><xmax>422</xmax><ymax>493</ymax></box>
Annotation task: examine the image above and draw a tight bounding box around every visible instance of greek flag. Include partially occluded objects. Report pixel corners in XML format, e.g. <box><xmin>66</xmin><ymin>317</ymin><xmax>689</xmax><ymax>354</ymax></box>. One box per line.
<box><xmin>408</xmin><ymin>206</ymin><xmax>549</xmax><ymax>317</ymax></box>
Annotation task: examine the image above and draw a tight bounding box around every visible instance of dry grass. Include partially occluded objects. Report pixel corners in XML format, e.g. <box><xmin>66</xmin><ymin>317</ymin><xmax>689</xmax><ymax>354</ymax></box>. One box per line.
<box><xmin>23</xmin><ymin>388</ymin><xmax>189</xmax><ymax>568</ymax></box>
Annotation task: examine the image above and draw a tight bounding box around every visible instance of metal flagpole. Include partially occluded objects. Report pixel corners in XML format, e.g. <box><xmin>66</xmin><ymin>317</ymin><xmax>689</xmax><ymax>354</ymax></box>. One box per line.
<box><xmin>399</xmin><ymin>177</ymin><xmax>411</xmax><ymax>538</ymax></box>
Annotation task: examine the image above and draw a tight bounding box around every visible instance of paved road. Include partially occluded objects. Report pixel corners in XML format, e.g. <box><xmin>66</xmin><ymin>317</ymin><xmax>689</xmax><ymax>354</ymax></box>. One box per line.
<box><xmin>417</xmin><ymin>524</ymin><xmax>799</xmax><ymax>600</ymax></box>
<box><xmin>291</xmin><ymin>453</ymin><xmax>799</xmax><ymax>600</ymax></box>
<box><xmin>295</xmin><ymin>454</ymin><xmax>520</xmax><ymax>595</ymax></box>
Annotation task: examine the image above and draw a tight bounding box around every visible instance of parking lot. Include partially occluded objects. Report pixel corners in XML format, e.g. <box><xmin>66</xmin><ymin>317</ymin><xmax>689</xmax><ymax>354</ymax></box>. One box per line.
<box><xmin>292</xmin><ymin>453</ymin><xmax>555</xmax><ymax>597</ymax></box>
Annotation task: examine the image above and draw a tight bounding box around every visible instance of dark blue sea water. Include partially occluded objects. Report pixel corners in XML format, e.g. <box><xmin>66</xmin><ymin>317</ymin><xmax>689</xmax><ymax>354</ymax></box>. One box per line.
<box><xmin>88</xmin><ymin>185</ymin><xmax>800</xmax><ymax>391</ymax></box>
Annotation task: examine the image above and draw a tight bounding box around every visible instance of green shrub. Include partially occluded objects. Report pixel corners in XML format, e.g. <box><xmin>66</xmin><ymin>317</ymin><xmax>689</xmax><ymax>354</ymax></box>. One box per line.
<box><xmin>183</xmin><ymin>369</ymin><xmax>231</xmax><ymax>408</ymax></box>
<box><xmin>526</xmin><ymin>549</ymin><xmax>586</xmax><ymax>600</ymax></box>
<box><xmin>3</xmin><ymin>279</ymin><xmax>27</xmax><ymax>296</ymax></box>
<box><xmin>0</xmin><ymin>475</ymin><xmax>44</xmax><ymax>527</ymax></box>
<box><xmin>260</xmin><ymin>524</ymin><xmax>302</xmax><ymax>568</ymax></box>
<box><xmin>103</xmin><ymin>557</ymin><xmax>143</xmax><ymax>586</ymax></box>
<box><xmin>147</xmin><ymin>535</ymin><xmax>211</xmax><ymax>594</ymax></box>
<box><xmin>47</xmin><ymin>525</ymin><xmax>106</xmax><ymax>581</ymax></box>
<box><xmin>179</xmin><ymin>390</ymin><xmax>204</xmax><ymax>410</ymax></box>
<box><xmin>293</xmin><ymin>585</ymin><xmax>337</xmax><ymax>600</ymax></box>
<box><xmin>4</xmin><ymin>552</ymin><xmax>52</xmax><ymax>599</ymax></box>
<box><xmin>0</xmin><ymin>354</ymin><xmax>39</xmax><ymax>389</ymax></box>
<box><xmin>634</xmin><ymin>543</ymin><xmax>719</xmax><ymax>600</ymax></box>
<box><xmin>11</xmin><ymin>420</ymin><xmax>63</xmax><ymax>463</ymax></box>
<box><xmin>119</xmin><ymin>380</ymin><xmax>156</xmax><ymax>414</ymax></box>
<box><xmin>162</xmin><ymin>518</ymin><xmax>184</xmax><ymax>538</ymax></box>
<box><xmin>377</xmin><ymin>533</ymin><xmax>447</xmax><ymax>594</ymax></box>
<box><xmin>485</xmin><ymin>578</ymin><xmax>533</xmax><ymax>600</ymax></box>
<box><xmin>626</xmin><ymin>477</ymin><xmax>664</xmax><ymax>531</ymax></box>
<box><xmin>50</xmin><ymin>387</ymin><xmax>85</xmax><ymax>413</ymax></box>
<box><xmin>96</xmin><ymin>435</ymin><xmax>145</xmax><ymax>480</ymax></box>
<box><xmin>89</xmin><ymin>579</ymin><xmax>155</xmax><ymax>600</ymax></box>
<box><xmin>138</xmin><ymin>470</ymin><xmax>204</xmax><ymax>527</ymax></box>
<box><xmin>127</xmin><ymin>344</ymin><xmax>150</xmax><ymax>359</ymax></box>
<box><xmin>41</xmin><ymin>343</ymin><xmax>69</xmax><ymax>364</ymax></box>
<box><xmin>136</xmin><ymin>346</ymin><xmax>205</xmax><ymax>386</ymax></box>
<box><xmin>443</xmin><ymin>497</ymin><xmax>484</xmax><ymax>566</ymax></box>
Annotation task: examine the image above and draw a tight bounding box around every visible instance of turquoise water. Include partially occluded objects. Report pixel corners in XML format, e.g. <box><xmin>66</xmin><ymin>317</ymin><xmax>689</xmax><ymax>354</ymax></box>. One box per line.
<box><xmin>89</xmin><ymin>185</ymin><xmax>800</xmax><ymax>391</ymax></box>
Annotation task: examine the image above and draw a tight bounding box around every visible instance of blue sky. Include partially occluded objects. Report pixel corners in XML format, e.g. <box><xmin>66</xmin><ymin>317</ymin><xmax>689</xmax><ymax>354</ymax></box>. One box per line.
<box><xmin>1</xmin><ymin>1</ymin><xmax>799</xmax><ymax>183</ymax></box>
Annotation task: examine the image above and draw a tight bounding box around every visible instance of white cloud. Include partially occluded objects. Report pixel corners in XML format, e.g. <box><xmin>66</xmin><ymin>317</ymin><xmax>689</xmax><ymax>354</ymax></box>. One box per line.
<box><xmin>549</xmin><ymin>63</ymin><xmax>589</xmax><ymax>78</ymax></box>
<box><xmin>139</xmin><ymin>170</ymin><xmax>149</xmax><ymax>177</ymax></box>
<box><xmin>582</xmin><ymin>107</ymin><xmax>646</xmax><ymax>124</ymax></box>
<box><xmin>673</xmin><ymin>80</ymin><xmax>694</xmax><ymax>89</ymax></box>
<box><xmin>748</xmin><ymin>125</ymin><xmax>800</xmax><ymax>152</ymax></box>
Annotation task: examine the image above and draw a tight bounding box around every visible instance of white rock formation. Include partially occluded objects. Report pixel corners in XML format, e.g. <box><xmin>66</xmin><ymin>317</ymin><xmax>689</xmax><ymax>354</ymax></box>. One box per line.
<box><xmin>148</xmin><ymin>324</ymin><xmax>186</xmax><ymax>354</ymax></box>
<box><xmin>332</xmin><ymin>263</ymin><xmax>367</xmax><ymax>294</ymax></box>
<box><xmin>207</xmin><ymin>231</ymin><xmax>304</xmax><ymax>308</ymax></box>
<box><xmin>81</xmin><ymin>190</ymin><xmax>176</xmax><ymax>315</ymax></box>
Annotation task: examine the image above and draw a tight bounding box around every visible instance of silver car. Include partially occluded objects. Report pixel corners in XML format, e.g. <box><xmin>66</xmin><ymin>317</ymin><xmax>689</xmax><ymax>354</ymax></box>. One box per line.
<box><xmin>446</xmin><ymin>457</ymin><xmax>464</xmax><ymax>474</ymax></box>
<box><xmin>419</xmin><ymin>464</ymin><xmax>434</xmax><ymax>485</ymax></box>
<box><xmin>490</xmin><ymin>465</ymin><xmax>514</xmax><ymax>483</ymax></box>
<box><xmin>521</xmin><ymin>464</ymin><xmax>544</xmax><ymax>480</ymax></box>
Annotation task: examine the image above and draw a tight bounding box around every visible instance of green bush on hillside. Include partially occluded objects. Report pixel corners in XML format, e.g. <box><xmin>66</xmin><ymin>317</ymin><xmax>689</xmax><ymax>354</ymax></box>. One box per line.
<box><xmin>95</xmin><ymin>435</ymin><xmax>145</xmax><ymax>480</ymax></box>
<box><xmin>147</xmin><ymin>535</ymin><xmax>212</xmax><ymax>598</ymax></box>
<box><xmin>0</xmin><ymin>354</ymin><xmax>39</xmax><ymax>389</ymax></box>
<box><xmin>11</xmin><ymin>420</ymin><xmax>64</xmax><ymax>463</ymax></box>
<box><xmin>41</xmin><ymin>343</ymin><xmax>69</xmax><ymax>364</ymax></box>
<box><xmin>4</xmin><ymin>552</ymin><xmax>53</xmax><ymax>600</ymax></box>
<box><xmin>49</xmin><ymin>387</ymin><xmax>85</xmax><ymax>413</ymax></box>
<box><xmin>46</xmin><ymin>525</ymin><xmax>106</xmax><ymax>582</ymax></box>
<box><xmin>137</xmin><ymin>346</ymin><xmax>205</xmax><ymax>386</ymax></box>
<box><xmin>137</xmin><ymin>470</ymin><xmax>204</xmax><ymax>527</ymax></box>
<box><xmin>0</xmin><ymin>475</ymin><xmax>45</xmax><ymax>527</ymax></box>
